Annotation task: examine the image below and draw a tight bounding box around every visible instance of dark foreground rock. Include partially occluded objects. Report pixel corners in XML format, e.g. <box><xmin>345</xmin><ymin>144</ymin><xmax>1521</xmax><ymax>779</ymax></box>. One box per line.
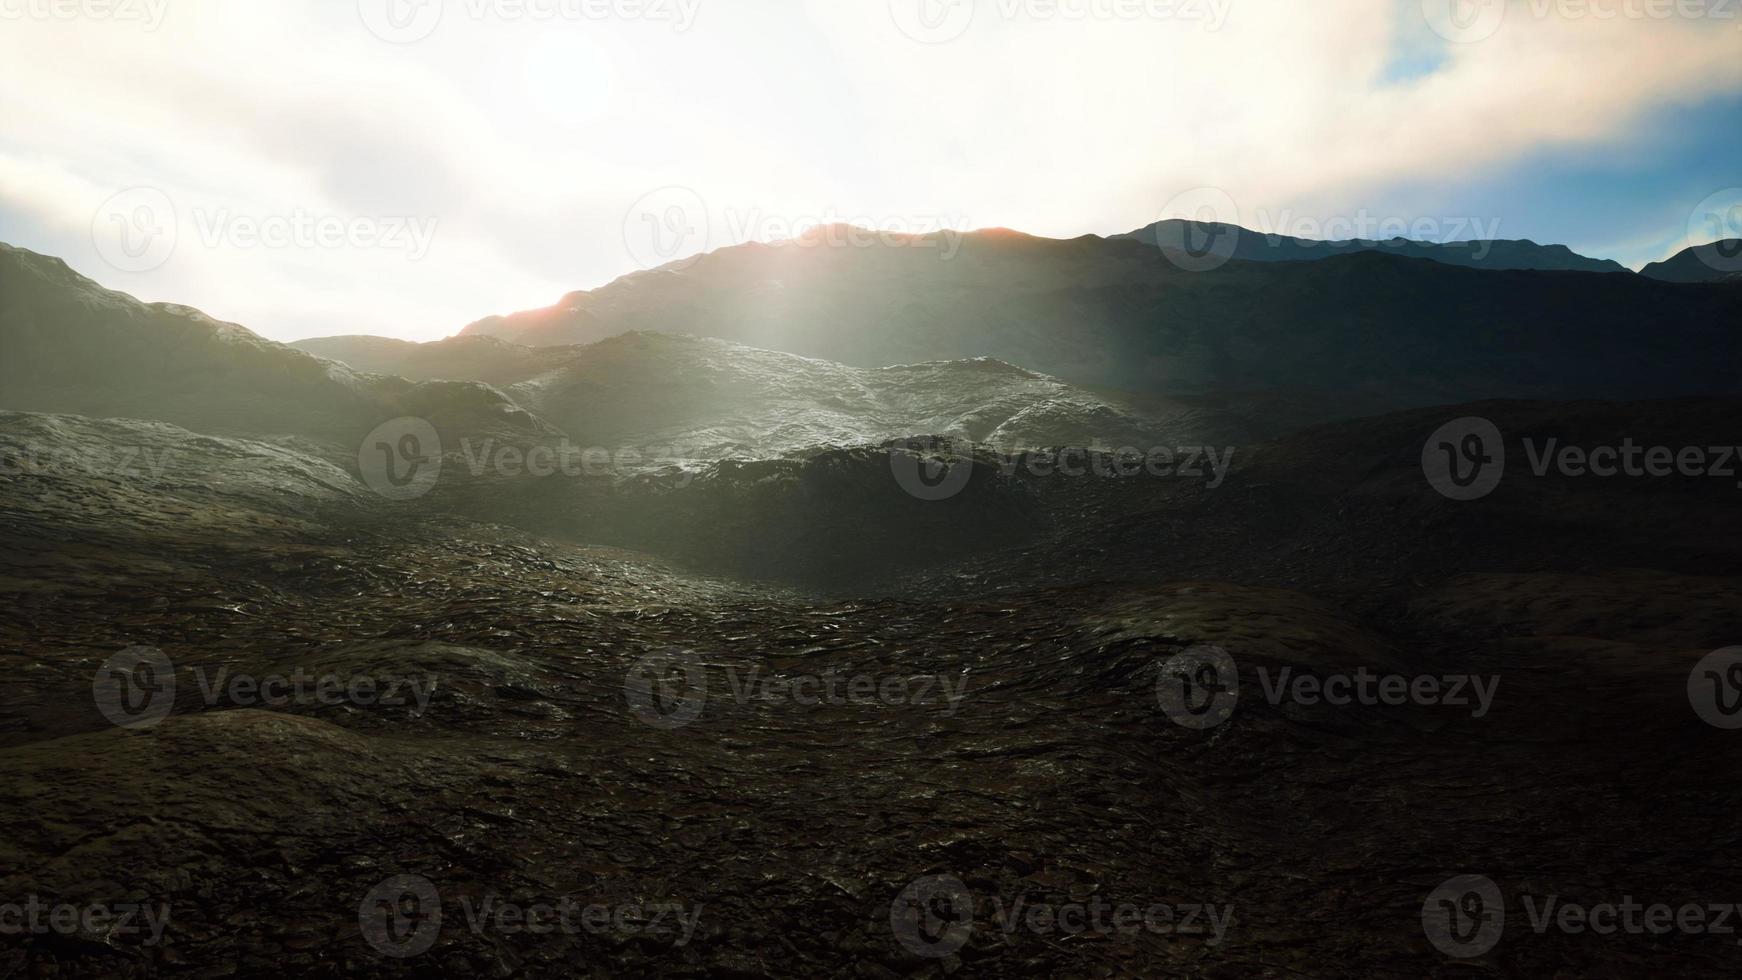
<box><xmin>3</xmin><ymin>404</ymin><xmax>1740</xmax><ymax>977</ymax></box>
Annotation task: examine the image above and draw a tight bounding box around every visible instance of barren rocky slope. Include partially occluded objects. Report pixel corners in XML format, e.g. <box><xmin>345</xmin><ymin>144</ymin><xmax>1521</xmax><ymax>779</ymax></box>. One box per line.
<box><xmin>4</xmin><ymin>240</ymin><xmax>1740</xmax><ymax>978</ymax></box>
<box><xmin>3</xmin><ymin>400</ymin><xmax>1740</xmax><ymax>977</ymax></box>
<box><xmin>295</xmin><ymin>331</ymin><xmax>1221</xmax><ymax>462</ymax></box>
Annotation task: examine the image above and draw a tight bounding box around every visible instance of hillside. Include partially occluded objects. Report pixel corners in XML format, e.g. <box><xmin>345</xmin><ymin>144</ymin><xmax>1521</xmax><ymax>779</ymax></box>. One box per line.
<box><xmin>1640</xmin><ymin>240</ymin><xmax>1742</xmax><ymax>283</ymax></box>
<box><xmin>456</xmin><ymin>231</ymin><xmax>1742</xmax><ymax>414</ymax></box>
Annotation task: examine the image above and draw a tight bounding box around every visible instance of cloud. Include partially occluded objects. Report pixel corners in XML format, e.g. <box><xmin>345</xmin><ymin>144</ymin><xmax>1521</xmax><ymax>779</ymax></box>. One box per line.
<box><xmin>0</xmin><ymin>0</ymin><xmax>1738</xmax><ymax>341</ymax></box>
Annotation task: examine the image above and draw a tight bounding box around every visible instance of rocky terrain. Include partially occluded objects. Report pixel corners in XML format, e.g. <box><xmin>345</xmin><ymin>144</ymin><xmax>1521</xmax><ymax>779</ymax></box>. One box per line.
<box><xmin>3</xmin><ymin>238</ymin><xmax>1741</xmax><ymax>977</ymax></box>
<box><xmin>294</xmin><ymin>331</ymin><xmax>1222</xmax><ymax>462</ymax></box>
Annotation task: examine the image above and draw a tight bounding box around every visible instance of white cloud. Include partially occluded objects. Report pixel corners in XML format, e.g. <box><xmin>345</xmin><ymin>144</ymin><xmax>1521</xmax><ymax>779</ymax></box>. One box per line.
<box><xmin>1</xmin><ymin>0</ymin><xmax>1738</xmax><ymax>341</ymax></box>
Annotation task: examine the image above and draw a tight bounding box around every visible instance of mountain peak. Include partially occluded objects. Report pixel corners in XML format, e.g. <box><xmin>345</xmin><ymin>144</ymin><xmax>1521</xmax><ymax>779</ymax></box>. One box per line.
<box><xmin>1640</xmin><ymin>240</ymin><xmax>1742</xmax><ymax>283</ymax></box>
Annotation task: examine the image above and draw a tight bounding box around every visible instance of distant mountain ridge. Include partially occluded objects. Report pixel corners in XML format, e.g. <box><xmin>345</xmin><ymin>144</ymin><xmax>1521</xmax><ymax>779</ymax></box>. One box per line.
<box><xmin>1115</xmin><ymin>219</ymin><xmax>1628</xmax><ymax>274</ymax></box>
<box><xmin>455</xmin><ymin>229</ymin><xmax>1742</xmax><ymax>416</ymax></box>
<box><xmin>0</xmin><ymin>242</ymin><xmax>1211</xmax><ymax>469</ymax></box>
<box><xmin>0</xmin><ymin>243</ymin><xmax>552</xmax><ymax>452</ymax></box>
<box><xmin>1640</xmin><ymin>240</ymin><xmax>1742</xmax><ymax>283</ymax></box>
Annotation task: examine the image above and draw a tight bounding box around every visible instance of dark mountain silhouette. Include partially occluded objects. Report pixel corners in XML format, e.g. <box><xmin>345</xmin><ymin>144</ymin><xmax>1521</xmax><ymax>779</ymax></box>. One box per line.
<box><xmin>1115</xmin><ymin>219</ymin><xmax>1627</xmax><ymax>273</ymax></box>
<box><xmin>456</xmin><ymin>229</ymin><xmax>1742</xmax><ymax>417</ymax></box>
<box><xmin>0</xmin><ymin>243</ymin><xmax>551</xmax><ymax>450</ymax></box>
<box><xmin>0</xmin><ymin>242</ymin><xmax>1214</xmax><ymax>478</ymax></box>
<box><xmin>1640</xmin><ymin>240</ymin><xmax>1742</xmax><ymax>283</ymax></box>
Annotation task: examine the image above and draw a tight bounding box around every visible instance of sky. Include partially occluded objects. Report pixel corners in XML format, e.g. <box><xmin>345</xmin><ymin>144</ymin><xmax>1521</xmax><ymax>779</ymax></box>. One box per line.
<box><xmin>1</xmin><ymin>0</ymin><xmax>1739</xmax><ymax>342</ymax></box>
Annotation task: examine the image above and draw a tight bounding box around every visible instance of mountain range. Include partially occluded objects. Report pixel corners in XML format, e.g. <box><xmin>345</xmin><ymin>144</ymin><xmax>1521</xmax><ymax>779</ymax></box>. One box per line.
<box><xmin>6</xmin><ymin>226</ymin><xmax>1742</xmax><ymax>977</ymax></box>
<box><xmin>1115</xmin><ymin>219</ymin><xmax>1631</xmax><ymax>274</ymax></box>
<box><xmin>451</xmin><ymin>228</ymin><xmax>1742</xmax><ymax>418</ymax></box>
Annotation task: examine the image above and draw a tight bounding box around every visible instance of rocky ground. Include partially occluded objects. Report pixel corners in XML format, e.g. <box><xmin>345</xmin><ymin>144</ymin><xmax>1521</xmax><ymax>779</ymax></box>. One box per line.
<box><xmin>3</xmin><ymin>402</ymin><xmax>1741</xmax><ymax>978</ymax></box>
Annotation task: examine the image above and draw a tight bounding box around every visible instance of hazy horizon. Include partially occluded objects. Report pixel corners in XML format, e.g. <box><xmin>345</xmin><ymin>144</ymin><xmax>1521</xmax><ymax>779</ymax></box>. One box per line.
<box><xmin>2</xmin><ymin>0</ymin><xmax>1739</xmax><ymax>342</ymax></box>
